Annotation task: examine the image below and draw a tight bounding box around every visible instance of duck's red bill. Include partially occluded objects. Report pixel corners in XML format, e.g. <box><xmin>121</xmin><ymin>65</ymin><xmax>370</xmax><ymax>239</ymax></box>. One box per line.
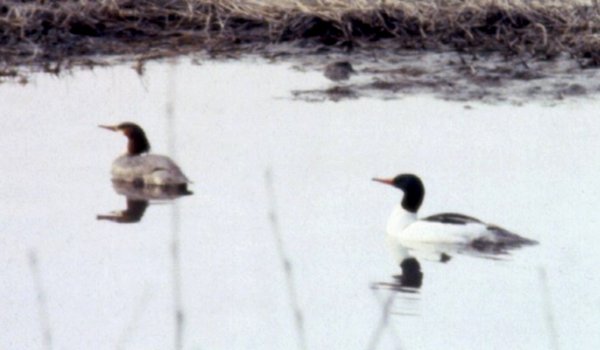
<box><xmin>372</xmin><ymin>178</ymin><xmax>394</xmax><ymax>185</ymax></box>
<box><xmin>98</xmin><ymin>125</ymin><xmax>118</xmax><ymax>131</ymax></box>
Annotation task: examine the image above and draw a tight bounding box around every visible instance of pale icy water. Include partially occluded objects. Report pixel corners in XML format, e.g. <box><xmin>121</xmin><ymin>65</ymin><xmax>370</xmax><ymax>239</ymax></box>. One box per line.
<box><xmin>1</xmin><ymin>59</ymin><xmax>600</xmax><ymax>350</ymax></box>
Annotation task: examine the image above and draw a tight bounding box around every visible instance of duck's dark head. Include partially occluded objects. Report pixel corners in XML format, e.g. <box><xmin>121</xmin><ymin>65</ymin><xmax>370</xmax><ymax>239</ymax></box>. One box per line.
<box><xmin>372</xmin><ymin>173</ymin><xmax>425</xmax><ymax>213</ymax></box>
<box><xmin>99</xmin><ymin>122</ymin><xmax>151</xmax><ymax>156</ymax></box>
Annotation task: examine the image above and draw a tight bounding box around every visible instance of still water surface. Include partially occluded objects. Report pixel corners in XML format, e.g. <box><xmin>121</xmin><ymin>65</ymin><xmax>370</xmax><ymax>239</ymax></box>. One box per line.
<box><xmin>1</xmin><ymin>59</ymin><xmax>599</xmax><ymax>350</ymax></box>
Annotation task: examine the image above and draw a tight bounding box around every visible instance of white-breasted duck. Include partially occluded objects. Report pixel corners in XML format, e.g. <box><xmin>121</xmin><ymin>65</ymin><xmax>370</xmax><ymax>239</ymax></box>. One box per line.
<box><xmin>99</xmin><ymin>122</ymin><xmax>190</xmax><ymax>191</ymax></box>
<box><xmin>372</xmin><ymin>174</ymin><xmax>536</xmax><ymax>248</ymax></box>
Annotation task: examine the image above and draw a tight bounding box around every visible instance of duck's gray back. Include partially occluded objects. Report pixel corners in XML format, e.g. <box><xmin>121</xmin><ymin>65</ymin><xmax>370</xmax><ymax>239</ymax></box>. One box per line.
<box><xmin>111</xmin><ymin>154</ymin><xmax>190</xmax><ymax>186</ymax></box>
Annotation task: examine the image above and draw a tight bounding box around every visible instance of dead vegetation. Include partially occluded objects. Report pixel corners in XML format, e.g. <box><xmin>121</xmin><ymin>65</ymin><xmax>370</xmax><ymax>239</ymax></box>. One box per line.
<box><xmin>1</xmin><ymin>0</ymin><xmax>600</xmax><ymax>71</ymax></box>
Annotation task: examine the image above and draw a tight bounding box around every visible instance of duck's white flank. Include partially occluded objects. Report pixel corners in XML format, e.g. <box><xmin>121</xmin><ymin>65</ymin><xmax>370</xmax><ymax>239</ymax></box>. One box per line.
<box><xmin>386</xmin><ymin>204</ymin><xmax>496</xmax><ymax>244</ymax></box>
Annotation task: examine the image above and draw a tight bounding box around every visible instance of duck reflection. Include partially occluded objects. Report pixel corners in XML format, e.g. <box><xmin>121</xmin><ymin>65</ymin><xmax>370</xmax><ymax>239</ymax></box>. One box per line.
<box><xmin>387</xmin><ymin>232</ymin><xmax>533</xmax><ymax>268</ymax></box>
<box><xmin>97</xmin><ymin>198</ymin><xmax>149</xmax><ymax>224</ymax></box>
<box><xmin>396</xmin><ymin>257</ymin><xmax>423</xmax><ymax>288</ymax></box>
<box><xmin>374</xmin><ymin>257</ymin><xmax>424</xmax><ymax>292</ymax></box>
<box><xmin>368</xmin><ymin>256</ymin><xmax>423</xmax><ymax>350</ymax></box>
<box><xmin>368</xmin><ymin>236</ymin><xmax>535</xmax><ymax>349</ymax></box>
<box><xmin>97</xmin><ymin>181</ymin><xmax>191</xmax><ymax>224</ymax></box>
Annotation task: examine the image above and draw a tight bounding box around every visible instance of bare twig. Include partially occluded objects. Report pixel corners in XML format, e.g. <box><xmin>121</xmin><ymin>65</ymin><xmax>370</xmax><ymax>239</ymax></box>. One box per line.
<box><xmin>166</xmin><ymin>60</ymin><xmax>184</xmax><ymax>350</ymax></box>
<box><xmin>538</xmin><ymin>266</ymin><xmax>560</xmax><ymax>350</ymax></box>
<box><xmin>116</xmin><ymin>288</ymin><xmax>153</xmax><ymax>350</ymax></box>
<box><xmin>28</xmin><ymin>250</ymin><xmax>53</xmax><ymax>350</ymax></box>
<box><xmin>171</xmin><ymin>201</ymin><xmax>184</xmax><ymax>350</ymax></box>
<box><xmin>366</xmin><ymin>287</ymin><xmax>403</xmax><ymax>350</ymax></box>
<box><xmin>264</xmin><ymin>169</ymin><xmax>307</xmax><ymax>350</ymax></box>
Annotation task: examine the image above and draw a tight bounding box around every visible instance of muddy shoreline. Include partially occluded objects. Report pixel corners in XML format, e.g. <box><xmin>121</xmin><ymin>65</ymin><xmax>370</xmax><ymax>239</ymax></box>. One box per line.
<box><xmin>3</xmin><ymin>1</ymin><xmax>600</xmax><ymax>65</ymax></box>
<box><xmin>288</xmin><ymin>48</ymin><xmax>599</xmax><ymax>104</ymax></box>
<box><xmin>1</xmin><ymin>0</ymin><xmax>600</xmax><ymax>102</ymax></box>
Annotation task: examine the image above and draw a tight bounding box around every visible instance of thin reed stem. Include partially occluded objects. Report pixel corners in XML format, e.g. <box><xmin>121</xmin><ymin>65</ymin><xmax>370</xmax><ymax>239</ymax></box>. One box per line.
<box><xmin>366</xmin><ymin>288</ymin><xmax>403</xmax><ymax>350</ymax></box>
<box><xmin>264</xmin><ymin>169</ymin><xmax>307</xmax><ymax>350</ymax></box>
<box><xmin>166</xmin><ymin>59</ymin><xmax>184</xmax><ymax>350</ymax></box>
<box><xmin>538</xmin><ymin>266</ymin><xmax>560</xmax><ymax>350</ymax></box>
<box><xmin>28</xmin><ymin>250</ymin><xmax>53</xmax><ymax>350</ymax></box>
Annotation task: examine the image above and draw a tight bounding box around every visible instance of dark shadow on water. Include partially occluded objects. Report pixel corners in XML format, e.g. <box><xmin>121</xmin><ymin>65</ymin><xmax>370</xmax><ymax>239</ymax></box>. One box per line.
<box><xmin>96</xmin><ymin>181</ymin><xmax>191</xmax><ymax>224</ymax></box>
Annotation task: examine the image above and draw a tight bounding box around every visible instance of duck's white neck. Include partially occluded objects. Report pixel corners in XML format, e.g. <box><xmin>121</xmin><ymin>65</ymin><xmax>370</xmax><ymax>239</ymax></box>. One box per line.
<box><xmin>386</xmin><ymin>204</ymin><xmax>417</xmax><ymax>236</ymax></box>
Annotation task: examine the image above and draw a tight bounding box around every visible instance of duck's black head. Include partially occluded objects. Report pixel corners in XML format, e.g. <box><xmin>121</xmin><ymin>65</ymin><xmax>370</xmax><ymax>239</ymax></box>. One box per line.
<box><xmin>372</xmin><ymin>173</ymin><xmax>425</xmax><ymax>213</ymax></box>
<box><xmin>99</xmin><ymin>122</ymin><xmax>151</xmax><ymax>156</ymax></box>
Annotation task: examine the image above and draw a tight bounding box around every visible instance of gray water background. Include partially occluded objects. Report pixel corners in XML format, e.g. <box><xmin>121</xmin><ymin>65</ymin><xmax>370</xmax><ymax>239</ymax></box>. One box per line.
<box><xmin>1</xmin><ymin>59</ymin><xmax>599</xmax><ymax>350</ymax></box>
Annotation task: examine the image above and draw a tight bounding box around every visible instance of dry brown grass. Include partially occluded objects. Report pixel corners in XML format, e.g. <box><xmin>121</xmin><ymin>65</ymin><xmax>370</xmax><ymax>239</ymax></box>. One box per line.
<box><xmin>1</xmin><ymin>0</ymin><xmax>600</xmax><ymax>68</ymax></box>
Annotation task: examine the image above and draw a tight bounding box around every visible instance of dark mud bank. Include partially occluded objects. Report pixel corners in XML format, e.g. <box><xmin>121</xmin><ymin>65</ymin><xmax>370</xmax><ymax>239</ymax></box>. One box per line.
<box><xmin>2</xmin><ymin>0</ymin><xmax>600</xmax><ymax>66</ymax></box>
<box><xmin>292</xmin><ymin>50</ymin><xmax>599</xmax><ymax>104</ymax></box>
<box><xmin>2</xmin><ymin>0</ymin><xmax>600</xmax><ymax>103</ymax></box>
